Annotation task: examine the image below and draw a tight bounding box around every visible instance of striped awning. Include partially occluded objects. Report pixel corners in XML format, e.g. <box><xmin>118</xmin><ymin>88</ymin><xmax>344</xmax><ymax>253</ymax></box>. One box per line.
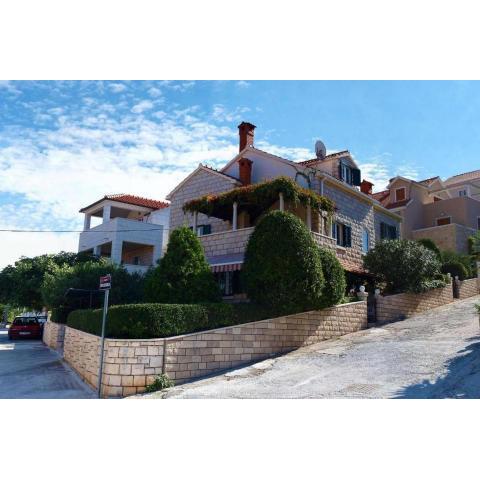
<box><xmin>207</xmin><ymin>253</ymin><xmax>244</xmax><ymax>273</ymax></box>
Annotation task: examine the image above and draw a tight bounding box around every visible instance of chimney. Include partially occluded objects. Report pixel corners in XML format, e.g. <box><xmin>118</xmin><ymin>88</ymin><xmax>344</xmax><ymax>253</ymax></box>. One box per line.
<box><xmin>361</xmin><ymin>180</ymin><xmax>374</xmax><ymax>195</ymax></box>
<box><xmin>238</xmin><ymin>121</ymin><xmax>256</xmax><ymax>152</ymax></box>
<box><xmin>238</xmin><ymin>158</ymin><xmax>253</xmax><ymax>185</ymax></box>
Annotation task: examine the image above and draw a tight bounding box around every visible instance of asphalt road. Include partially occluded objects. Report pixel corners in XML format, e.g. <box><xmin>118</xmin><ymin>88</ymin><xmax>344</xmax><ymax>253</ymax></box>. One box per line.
<box><xmin>0</xmin><ymin>328</ymin><xmax>95</xmax><ymax>399</ymax></box>
<box><xmin>141</xmin><ymin>295</ymin><xmax>480</xmax><ymax>399</ymax></box>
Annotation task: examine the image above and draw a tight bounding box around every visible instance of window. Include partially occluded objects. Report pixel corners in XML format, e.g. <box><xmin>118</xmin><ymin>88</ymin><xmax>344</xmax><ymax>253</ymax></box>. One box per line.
<box><xmin>338</xmin><ymin>159</ymin><xmax>361</xmax><ymax>186</ymax></box>
<box><xmin>362</xmin><ymin>228</ymin><xmax>370</xmax><ymax>254</ymax></box>
<box><xmin>332</xmin><ymin>221</ymin><xmax>352</xmax><ymax>247</ymax></box>
<box><xmin>459</xmin><ymin>189</ymin><xmax>467</xmax><ymax>197</ymax></box>
<box><xmin>477</xmin><ymin>217</ymin><xmax>480</xmax><ymax>230</ymax></box>
<box><xmin>436</xmin><ymin>217</ymin><xmax>451</xmax><ymax>226</ymax></box>
<box><xmin>395</xmin><ymin>187</ymin><xmax>406</xmax><ymax>202</ymax></box>
<box><xmin>133</xmin><ymin>256</ymin><xmax>140</xmax><ymax>265</ymax></box>
<box><xmin>215</xmin><ymin>271</ymin><xmax>243</xmax><ymax>296</ymax></box>
<box><xmin>190</xmin><ymin>224</ymin><xmax>212</xmax><ymax>236</ymax></box>
<box><xmin>380</xmin><ymin>222</ymin><xmax>398</xmax><ymax>240</ymax></box>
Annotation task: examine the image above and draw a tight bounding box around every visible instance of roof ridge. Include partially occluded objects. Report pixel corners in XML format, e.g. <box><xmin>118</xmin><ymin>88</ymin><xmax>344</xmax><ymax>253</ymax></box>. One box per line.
<box><xmin>201</xmin><ymin>164</ymin><xmax>240</xmax><ymax>181</ymax></box>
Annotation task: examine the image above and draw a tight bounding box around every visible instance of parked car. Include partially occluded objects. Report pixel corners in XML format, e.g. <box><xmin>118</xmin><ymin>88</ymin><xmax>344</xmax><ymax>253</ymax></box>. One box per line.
<box><xmin>8</xmin><ymin>317</ymin><xmax>43</xmax><ymax>340</ymax></box>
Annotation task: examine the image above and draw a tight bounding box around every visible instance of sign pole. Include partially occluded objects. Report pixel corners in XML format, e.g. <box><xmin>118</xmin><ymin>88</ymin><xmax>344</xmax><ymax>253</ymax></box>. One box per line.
<box><xmin>97</xmin><ymin>274</ymin><xmax>111</xmax><ymax>398</ymax></box>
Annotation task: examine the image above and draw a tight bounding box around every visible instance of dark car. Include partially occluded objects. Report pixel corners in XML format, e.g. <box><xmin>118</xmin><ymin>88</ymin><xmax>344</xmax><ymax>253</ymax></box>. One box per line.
<box><xmin>8</xmin><ymin>317</ymin><xmax>43</xmax><ymax>340</ymax></box>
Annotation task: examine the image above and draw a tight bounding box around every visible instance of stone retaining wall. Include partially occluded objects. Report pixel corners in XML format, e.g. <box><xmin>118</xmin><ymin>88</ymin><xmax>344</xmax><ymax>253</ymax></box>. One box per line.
<box><xmin>376</xmin><ymin>284</ymin><xmax>454</xmax><ymax>324</ymax></box>
<box><xmin>63</xmin><ymin>301</ymin><xmax>367</xmax><ymax>397</ymax></box>
<box><xmin>458</xmin><ymin>277</ymin><xmax>479</xmax><ymax>300</ymax></box>
<box><xmin>43</xmin><ymin>321</ymin><xmax>66</xmax><ymax>352</ymax></box>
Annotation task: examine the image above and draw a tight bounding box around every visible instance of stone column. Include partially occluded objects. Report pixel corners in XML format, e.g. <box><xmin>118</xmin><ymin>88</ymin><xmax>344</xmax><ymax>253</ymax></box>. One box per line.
<box><xmin>83</xmin><ymin>214</ymin><xmax>91</xmax><ymax>231</ymax></box>
<box><xmin>232</xmin><ymin>202</ymin><xmax>238</xmax><ymax>231</ymax></box>
<box><xmin>306</xmin><ymin>204</ymin><xmax>312</xmax><ymax>231</ymax></box>
<box><xmin>103</xmin><ymin>204</ymin><xmax>111</xmax><ymax>224</ymax></box>
<box><xmin>357</xmin><ymin>285</ymin><xmax>369</xmax><ymax>301</ymax></box>
<box><xmin>279</xmin><ymin>192</ymin><xmax>284</xmax><ymax>212</ymax></box>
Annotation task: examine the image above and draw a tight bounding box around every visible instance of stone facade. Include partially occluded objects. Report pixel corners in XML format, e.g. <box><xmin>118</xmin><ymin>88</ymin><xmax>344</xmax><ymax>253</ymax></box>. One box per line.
<box><xmin>457</xmin><ymin>277</ymin><xmax>480</xmax><ymax>300</ymax></box>
<box><xmin>43</xmin><ymin>321</ymin><xmax>66</xmax><ymax>352</ymax></box>
<box><xmin>375</xmin><ymin>284</ymin><xmax>454</xmax><ymax>324</ymax></box>
<box><xmin>169</xmin><ymin>167</ymin><xmax>239</xmax><ymax>233</ymax></box>
<box><xmin>62</xmin><ymin>301</ymin><xmax>367</xmax><ymax>397</ymax></box>
<box><xmin>200</xmin><ymin>227</ymin><xmax>254</xmax><ymax>258</ymax></box>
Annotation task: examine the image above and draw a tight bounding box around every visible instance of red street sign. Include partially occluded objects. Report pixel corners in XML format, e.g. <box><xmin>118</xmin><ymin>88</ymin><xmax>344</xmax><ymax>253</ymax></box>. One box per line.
<box><xmin>99</xmin><ymin>274</ymin><xmax>111</xmax><ymax>290</ymax></box>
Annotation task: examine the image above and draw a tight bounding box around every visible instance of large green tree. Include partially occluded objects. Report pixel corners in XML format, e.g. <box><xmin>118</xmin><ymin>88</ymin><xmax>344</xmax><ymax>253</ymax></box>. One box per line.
<box><xmin>41</xmin><ymin>259</ymin><xmax>145</xmax><ymax>311</ymax></box>
<box><xmin>242</xmin><ymin>210</ymin><xmax>325</xmax><ymax>316</ymax></box>
<box><xmin>0</xmin><ymin>251</ymin><xmax>99</xmax><ymax>310</ymax></box>
<box><xmin>144</xmin><ymin>226</ymin><xmax>221</xmax><ymax>303</ymax></box>
<box><xmin>363</xmin><ymin>239</ymin><xmax>443</xmax><ymax>294</ymax></box>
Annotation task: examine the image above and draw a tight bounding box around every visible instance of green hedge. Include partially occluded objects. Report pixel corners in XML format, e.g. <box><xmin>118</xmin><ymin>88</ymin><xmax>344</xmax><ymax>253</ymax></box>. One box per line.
<box><xmin>51</xmin><ymin>306</ymin><xmax>75</xmax><ymax>324</ymax></box>
<box><xmin>66</xmin><ymin>303</ymin><xmax>275</xmax><ymax>339</ymax></box>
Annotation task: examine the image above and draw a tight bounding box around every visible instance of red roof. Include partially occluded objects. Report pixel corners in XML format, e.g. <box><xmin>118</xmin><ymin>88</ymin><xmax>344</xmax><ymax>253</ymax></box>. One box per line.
<box><xmin>298</xmin><ymin>150</ymin><xmax>350</xmax><ymax>166</ymax></box>
<box><xmin>371</xmin><ymin>190</ymin><xmax>389</xmax><ymax>204</ymax></box>
<box><xmin>80</xmin><ymin>194</ymin><xmax>169</xmax><ymax>212</ymax></box>
<box><xmin>384</xmin><ymin>198</ymin><xmax>410</xmax><ymax>209</ymax></box>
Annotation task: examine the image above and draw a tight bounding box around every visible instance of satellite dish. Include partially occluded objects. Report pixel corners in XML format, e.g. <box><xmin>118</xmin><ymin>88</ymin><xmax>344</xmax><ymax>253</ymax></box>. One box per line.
<box><xmin>315</xmin><ymin>140</ymin><xmax>326</xmax><ymax>160</ymax></box>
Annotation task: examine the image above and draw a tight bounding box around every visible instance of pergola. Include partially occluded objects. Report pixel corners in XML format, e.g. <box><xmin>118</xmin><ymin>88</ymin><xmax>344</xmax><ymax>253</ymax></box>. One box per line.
<box><xmin>183</xmin><ymin>176</ymin><xmax>335</xmax><ymax>231</ymax></box>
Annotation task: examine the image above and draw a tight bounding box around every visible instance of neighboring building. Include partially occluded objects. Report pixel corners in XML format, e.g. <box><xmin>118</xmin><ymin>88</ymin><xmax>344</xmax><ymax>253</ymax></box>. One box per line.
<box><xmin>78</xmin><ymin>194</ymin><xmax>170</xmax><ymax>274</ymax></box>
<box><xmin>372</xmin><ymin>170</ymin><xmax>480</xmax><ymax>253</ymax></box>
<box><xmin>166</xmin><ymin>122</ymin><xmax>401</xmax><ymax>298</ymax></box>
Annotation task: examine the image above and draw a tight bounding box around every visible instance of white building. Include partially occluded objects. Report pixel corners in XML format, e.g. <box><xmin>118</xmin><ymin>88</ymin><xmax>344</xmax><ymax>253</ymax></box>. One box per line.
<box><xmin>78</xmin><ymin>194</ymin><xmax>170</xmax><ymax>275</ymax></box>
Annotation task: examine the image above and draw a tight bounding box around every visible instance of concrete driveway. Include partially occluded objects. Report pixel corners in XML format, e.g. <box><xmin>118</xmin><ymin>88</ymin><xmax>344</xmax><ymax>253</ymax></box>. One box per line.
<box><xmin>142</xmin><ymin>295</ymin><xmax>480</xmax><ymax>399</ymax></box>
<box><xmin>0</xmin><ymin>328</ymin><xmax>95</xmax><ymax>399</ymax></box>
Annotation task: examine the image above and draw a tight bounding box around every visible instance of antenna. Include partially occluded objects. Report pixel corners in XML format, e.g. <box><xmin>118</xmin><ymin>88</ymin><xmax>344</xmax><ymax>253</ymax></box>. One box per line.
<box><xmin>315</xmin><ymin>140</ymin><xmax>326</xmax><ymax>160</ymax></box>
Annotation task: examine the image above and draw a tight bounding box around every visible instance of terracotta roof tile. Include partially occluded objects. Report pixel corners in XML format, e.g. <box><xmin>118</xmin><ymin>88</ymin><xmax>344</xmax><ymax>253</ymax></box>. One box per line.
<box><xmin>80</xmin><ymin>194</ymin><xmax>169</xmax><ymax>212</ymax></box>
<box><xmin>298</xmin><ymin>150</ymin><xmax>350</xmax><ymax>166</ymax></box>
<box><xmin>384</xmin><ymin>198</ymin><xmax>410</xmax><ymax>209</ymax></box>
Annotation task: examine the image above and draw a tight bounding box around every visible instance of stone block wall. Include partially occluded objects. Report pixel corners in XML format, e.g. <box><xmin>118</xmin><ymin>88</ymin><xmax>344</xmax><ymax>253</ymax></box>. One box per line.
<box><xmin>376</xmin><ymin>284</ymin><xmax>454</xmax><ymax>324</ymax></box>
<box><xmin>43</xmin><ymin>321</ymin><xmax>66</xmax><ymax>352</ymax></box>
<box><xmin>163</xmin><ymin>301</ymin><xmax>367</xmax><ymax>382</ymax></box>
<box><xmin>458</xmin><ymin>277</ymin><xmax>479</xmax><ymax>300</ymax></box>
<box><xmin>63</xmin><ymin>301</ymin><xmax>367</xmax><ymax>397</ymax></box>
<box><xmin>200</xmin><ymin>227</ymin><xmax>254</xmax><ymax>258</ymax></box>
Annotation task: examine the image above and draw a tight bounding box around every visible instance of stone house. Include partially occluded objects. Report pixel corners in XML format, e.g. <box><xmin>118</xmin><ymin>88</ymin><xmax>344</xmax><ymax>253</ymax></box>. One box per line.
<box><xmin>78</xmin><ymin>194</ymin><xmax>170</xmax><ymax>274</ymax></box>
<box><xmin>166</xmin><ymin>122</ymin><xmax>401</xmax><ymax>297</ymax></box>
<box><xmin>372</xmin><ymin>170</ymin><xmax>480</xmax><ymax>253</ymax></box>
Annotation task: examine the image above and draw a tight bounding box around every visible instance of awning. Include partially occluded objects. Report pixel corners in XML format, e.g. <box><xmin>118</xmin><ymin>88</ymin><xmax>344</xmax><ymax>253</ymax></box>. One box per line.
<box><xmin>207</xmin><ymin>253</ymin><xmax>244</xmax><ymax>273</ymax></box>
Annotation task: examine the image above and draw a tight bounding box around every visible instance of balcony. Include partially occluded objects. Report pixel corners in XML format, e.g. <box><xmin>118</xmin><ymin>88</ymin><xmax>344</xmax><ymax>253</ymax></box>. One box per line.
<box><xmin>78</xmin><ymin>217</ymin><xmax>164</xmax><ymax>272</ymax></box>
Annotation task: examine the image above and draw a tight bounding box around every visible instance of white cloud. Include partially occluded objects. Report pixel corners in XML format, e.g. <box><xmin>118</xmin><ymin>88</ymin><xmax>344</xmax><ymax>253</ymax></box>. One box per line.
<box><xmin>0</xmin><ymin>80</ymin><xmax>22</xmax><ymax>96</ymax></box>
<box><xmin>131</xmin><ymin>100</ymin><xmax>154</xmax><ymax>114</ymax></box>
<box><xmin>109</xmin><ymin>82</ymin><xmax>127</xmax><ymax>93</ymax></box>
<box><xmin>212</xmin><ymin>104</ymin><xmax>250</xmax><ymax>123</ymax></box>
<box><xmin>148</xmin><ymin>87</ymin><xmax>162</xmax><ymax>98</ymax></box>
<box><xmin>236</xmin><ymin>80</ymin><xmax>250</xmax><ymax>88</ymax></box>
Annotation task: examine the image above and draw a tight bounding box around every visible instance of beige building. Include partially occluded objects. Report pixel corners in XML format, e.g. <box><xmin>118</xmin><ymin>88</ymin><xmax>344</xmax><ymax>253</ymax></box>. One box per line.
<box><xmin>372</xmin><ymin>170</ymin><xmax>480</xmax><ymax>253</ymax></box>
<box><xmin>167</xmin><ymin>122</ymin><xmax>401</xmax><ymax>297</ymax></box>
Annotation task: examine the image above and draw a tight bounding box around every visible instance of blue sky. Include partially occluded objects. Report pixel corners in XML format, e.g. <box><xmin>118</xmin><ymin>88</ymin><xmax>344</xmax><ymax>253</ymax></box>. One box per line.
<box><xmin>1</xmin><ymin>80</ymin><xmax>479</xmax><ymax>267</ymax></box>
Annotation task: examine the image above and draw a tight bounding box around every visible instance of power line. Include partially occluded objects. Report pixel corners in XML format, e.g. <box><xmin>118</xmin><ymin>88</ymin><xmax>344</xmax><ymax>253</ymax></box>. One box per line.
<box><xmin>0</xmin><ymin>227</ymin><xmax>171</xmax><ymax>233</ymax></box>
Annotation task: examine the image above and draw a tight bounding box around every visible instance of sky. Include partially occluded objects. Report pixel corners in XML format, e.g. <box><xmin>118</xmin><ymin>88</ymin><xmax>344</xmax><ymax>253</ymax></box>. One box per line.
<box><xmin>1</xmin><ymin>80</ymin><xmax>480</xmax><ymax>268</ymax></box>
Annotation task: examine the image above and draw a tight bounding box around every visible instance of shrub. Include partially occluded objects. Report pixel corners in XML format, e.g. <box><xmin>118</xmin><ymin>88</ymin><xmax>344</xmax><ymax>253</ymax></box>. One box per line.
<box><xmin>416</xmin><ymin>238</ymin><xmax>442</xmax><ymax>261</ymax></box>
<box><xmin>242</xmin><ymin>211</ymin><xmax>324</xmax><ymax>316</ymax></box>
<box><xmin>440</xmin><ymin>250</ymin><xmax>473</xmax><ymax>278</ymax></box>
<box><xmin>144</xmin><ymin>227</ymin><xmax>220</xmax><ymax>304</ymax></box>
<box><xmin>441</xmin><ymin>261</ymin><xmax>469</xmax><ymax>281</ymax></box>
<box><xmin>317</xmin><ymin>247</ymin><xmax>346</xmax><ymax>308</ymax></box>
<box><xmin>145</xmin><ymin>374</ymin><xmax>174</xmax><ymax>393</ymax></box>
<box><xmin>67</xmin><ymin>303</ymin><xmax>238</xmax><ymax>338</ymax></box>
<box><xmin>41</xmin><ymin>259</ymin><xmax>145</xmax><ymax>311</ymax></box>
<box><xmin>363</xmin><ymin>239</ymin><xmax>443</xmax><ymax>294</ymax></box>
<box><xmin>50</xmin><ymin>306</ymin><xmax>75</xmax><ymax>324</ymax></box>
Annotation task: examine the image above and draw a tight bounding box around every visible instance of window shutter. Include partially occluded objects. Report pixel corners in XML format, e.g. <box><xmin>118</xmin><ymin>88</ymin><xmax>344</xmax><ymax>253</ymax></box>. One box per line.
<box><xmin>344</xmin><ymin>225</ymin><xmax>352</xmax><ymax>247</ymax></box>
<box><xmin>332</xmin><ymin>222</ymin><xmax>337</xmax><ymax>239</ymax></box>
<box><xmin>388</xmin><ymin>225</ymin><xmax>397</xmax><ymax>239</ymax></box>
<box><xmin>380</xmin><ymin>222</ymin><xmax>387</xmax><ymax>239</ymax></box>
<box><xmin>203</xmin><ymin>224</ymin><xmax>212</xmax><ymax>235</ymax></box>
<box><xmin>352</xmin><ymin>168</ymin><xmax>361</xmax><ymax>186</ymax></box>
<box><xmin>338</xmin><ymin>161</ymin><xmax>344</xmax><ymax>180</ymax></box>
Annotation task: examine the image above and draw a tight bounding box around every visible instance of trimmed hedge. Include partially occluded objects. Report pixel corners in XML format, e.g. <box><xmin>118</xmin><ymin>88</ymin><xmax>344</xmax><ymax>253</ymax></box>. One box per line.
<box><xmin>51</xmin><ymin>306</ymin><xmax>74</xmax><ymax>324</ymax></box>
<box><xmin>66</xmin><ymin>302</ymin><xmax>275</xmax><ymax>339</ymax></box>
<box><xmin>317</xmin><ymin>247</ymin><xmax>346</xmax><ymax>308</ymax></box>
<box><xmin>441</xmin><ymin>261</ymin><xmax>469</xmax><ymax>281</ymax></box>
